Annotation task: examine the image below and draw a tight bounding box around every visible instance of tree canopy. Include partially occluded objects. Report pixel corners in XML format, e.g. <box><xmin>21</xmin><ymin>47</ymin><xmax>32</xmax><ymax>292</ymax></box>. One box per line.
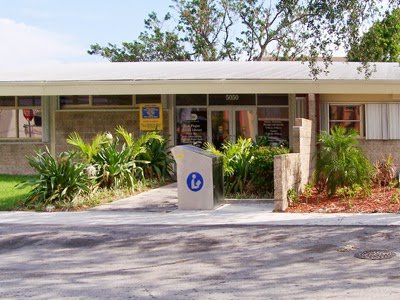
<box><xmin>88</xmin><ymin>0</ymin><xmax>400</xmax><ymax>75</ymax></box>
<box><xmin>347</xmin><ymin>8</ymin><xmax>400</xmax><ymax>62</ymax></box>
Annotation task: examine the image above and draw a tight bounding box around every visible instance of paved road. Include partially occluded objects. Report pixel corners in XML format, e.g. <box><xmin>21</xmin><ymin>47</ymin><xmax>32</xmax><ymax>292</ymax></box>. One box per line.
<box><xmin>1</xmin><ymin>184</ymin><xmax>400</xmax><ymax>299</ymax></box>
<box><xmin>1</xmin><ymin>224</ymin><xmax>400</xmax><ymax>299</ymax></box>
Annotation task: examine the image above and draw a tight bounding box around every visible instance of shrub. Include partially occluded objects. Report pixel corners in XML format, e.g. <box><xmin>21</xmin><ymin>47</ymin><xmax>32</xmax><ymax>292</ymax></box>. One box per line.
<box><xmin>137</xmin><ymin>137</ymin><xmax>174</xmax><ymax>181</ymax></box>
<box><xmin>206</xmin><ymin>137</ymin><xmax>255</xmax><ymax>194</ymax></box>
<box><xmin>249</xmin><ymin>146</ymin><xmax>290</xmax><ymax>196</ymax></box>
<box><xmin>314</xmin><ymin>126</ymin><xmax>373</xmax><ymax>196</ymax></box>
<box><xmin>373</xmin><ymin>154</ymin><xmax>396</xmax><ymax>187</ymax></box>
<box><xmin>21</xmin><ymin>148</ymin><xmax>92</xmax><ymax>209</ymax></box>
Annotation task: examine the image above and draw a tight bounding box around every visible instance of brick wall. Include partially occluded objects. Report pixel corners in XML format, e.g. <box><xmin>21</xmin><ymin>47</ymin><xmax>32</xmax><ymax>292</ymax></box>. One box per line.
<box><xmin>274</xmin><ymin>118</ymin><xmax>314</xmax><ymax>211</ymax></box>
<box><xmin>54</xmin><ymin>110</ymin><xmax>170</xmax><ymax>153</ymax></box>
<box><xmin>0</xmin><ymin>143</ymin><xmax>48</xmax><ymax>174</ymax></box>
<box><xmin>358</xmin><ymin>140</ymin><xmax>400</xmax><ymax>167</ymax></box>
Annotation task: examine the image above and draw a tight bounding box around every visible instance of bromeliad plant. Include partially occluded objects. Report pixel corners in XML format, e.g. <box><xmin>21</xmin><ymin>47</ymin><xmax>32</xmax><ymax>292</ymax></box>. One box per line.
<box><xmin>21</xmin><ymin>147</ymin><xmax>93</xmax><ymax>209</ymax></box>
<box><xmin>314</xmin><ymin>126</ymin><xmax>373</xmax><ymax>196</ymax></box>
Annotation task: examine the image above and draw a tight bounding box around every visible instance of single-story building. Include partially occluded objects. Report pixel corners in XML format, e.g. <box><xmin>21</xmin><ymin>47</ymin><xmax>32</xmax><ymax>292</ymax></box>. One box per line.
<box><xmin>1</xmin><ymin>61</ymin><xmax>400</xmax><ymax>175</ymax></box>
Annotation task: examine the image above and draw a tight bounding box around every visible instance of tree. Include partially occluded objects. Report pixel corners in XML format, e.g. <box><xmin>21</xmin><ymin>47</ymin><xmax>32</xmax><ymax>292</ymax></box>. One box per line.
<box><xmin>347</xmin><ymin>8</ymin><xmax>400</xmax><ymax>62</ymax></box>
<box><xmin>88</xmin><ymin>12</ymin><xmax>190</xmax><ymax>62</ymax></box>
<box><xmin>88</xmin><ymin>0</ymin><xmax>400</xmax><ymax>75</ymax></box>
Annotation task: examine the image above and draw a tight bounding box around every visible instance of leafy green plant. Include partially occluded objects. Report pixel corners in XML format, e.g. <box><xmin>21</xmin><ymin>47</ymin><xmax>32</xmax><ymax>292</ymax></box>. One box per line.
<box><xmin>95</xmin><ymin>139</ymin><xmax>138</xmax><ymax>189</ymax></box>
<box><xmin>314</xmin><ymin>126</ymin><xmax>373</xmax><ymax>196</ymax></box>
<box><xmin>206</xmin><ymin>137</ymin><xmax>255</xmax><ymax>194</ymax></box>
<box><xmin>302</xmin><ymin>183</ymin><xmax>314</xmax><ymax>203</ymax></box>
<box><xmin>249</xmin><ymin>146</ymin><xmax>290</xmax><ymax>196</ymax></box>
<box><xmin>21</xmin><ymin>148</ymin><xmax>92</xmax><ymax>209</ymax></box>
<box><xmin>287</xmin><ymin>188</ymin><xmax>299</xmax><ymax>205</ymax></box>
<box><xmin>137</xmin><ymin>137</ymin><xmax>174</xmax><ymax>181</ymax></box>
<box><xmin>67</xmin><ymin>131</ymin><xmax>109</xmax><ymax>163</ymax></box>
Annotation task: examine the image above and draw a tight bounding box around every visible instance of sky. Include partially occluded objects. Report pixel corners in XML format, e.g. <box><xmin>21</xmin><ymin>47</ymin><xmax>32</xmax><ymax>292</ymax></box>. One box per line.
<box><xmin>0</xmin><ymin>0</ymin><xmax>169</xmax><ymax>68</ymax></box>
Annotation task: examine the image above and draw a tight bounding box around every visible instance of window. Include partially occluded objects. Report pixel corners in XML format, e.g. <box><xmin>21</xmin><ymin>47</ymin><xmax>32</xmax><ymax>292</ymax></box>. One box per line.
<box><xmin>176</xmin><ymin>107</ymin><xmax>207</xmax><ymax>147</ymax></box>
<box><xmin>136</xmin><ymin>95</ymin><xmax>161</xmax><ymax>104</ymax></box>
<box><xmin>93</xmin><ymin>95</ymin><xmax>132</xmax><ymax>106</ymax></box>
<box><xmin>365</xmin><ymin>103</ymin><xmax>400</xmax><ymax>139</ymax></box>
<box><xmin>256</xmin><ymin>95</ymin><xmax>289</xmax><ymax>146</ymax></box>
<box><xmin>329</xmin><ymin>105</ymin><xmax>362</xmax><ymax>134</ymax></box>
<box><xmin>60</xmin><ymin>95</ymin><xmax>89</xmax><ymax>107</ymax></box>
<box><xmin>0</xmin><ymin>96</ymin><xmax>42</xmax><ymax>139</ymax></box>
<box><xmin>176</xmin><ymin>94</ymin><xmax>207</xmax><ymax>106</ymax></box>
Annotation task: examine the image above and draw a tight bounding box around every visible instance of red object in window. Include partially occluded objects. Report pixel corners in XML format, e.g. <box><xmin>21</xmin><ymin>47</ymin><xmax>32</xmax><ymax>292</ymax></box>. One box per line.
<box><xmin>23</xmin><ymin>109</ymin><xmax>34</xmax><ymax>121</ymax></box>
<box><xmin>22</xmin><ymin>109</ymin><xmax>33</xmax><ymax>122</ymax></box>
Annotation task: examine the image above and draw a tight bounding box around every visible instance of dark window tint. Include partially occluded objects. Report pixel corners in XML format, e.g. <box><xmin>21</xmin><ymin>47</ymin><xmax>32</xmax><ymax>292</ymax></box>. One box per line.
<box><xmin>257</xmin><ymin>94</ymin><xmax>288</xmax><ymax>105</ymax></box>
<box><xmin>176</xmin><ymin>94</ymin><xmax>207</xmax><ymax>106</ymax></box>
<box><xmin>17</xmin><ymin>96</ymin><xmax>41</xmax><ymax>107</ymax></box>
<box><xmin>93</xmin><ymin>95</ymin><xmax>132</xmax><ymax>106</ymax></box>
<box><xmin>209</xmin><ymin>94</ymin><xmax>255</xmax><ymax>105</ymax></box>
<box><xmin>136</xmin><ymin>95</ymin><xmax>161</xmax><ymax>104</ymax></box>
<box><xmin>0</xmin><ymin>96</ymin><xmax>15</xmax><ymax>106</ymax></box>
<box><xmin>60</xmin><ymin>95</ymin><xmax>89</xmax><ymax>107</ymax></box>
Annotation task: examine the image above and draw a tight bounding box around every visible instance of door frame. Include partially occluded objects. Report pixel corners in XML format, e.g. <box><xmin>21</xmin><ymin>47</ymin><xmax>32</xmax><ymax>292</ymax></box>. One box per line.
<box><xmin>207</xmin><ymin>106</ymin><xmax>257</xmax><ymax>143</ymax></box>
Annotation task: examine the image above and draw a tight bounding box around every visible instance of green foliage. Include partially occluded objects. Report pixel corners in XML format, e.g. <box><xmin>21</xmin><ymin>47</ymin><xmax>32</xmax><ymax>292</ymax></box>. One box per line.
<box><xmin>314</xmin><ymin>126</ymin><xmax>373</xmax><ymax>196</ymax></box>
<box><xmin>302</xmin><ymin>183</ymin><xmax>314</xmax><ymax>202</ymax></box>
<box><xmin>249</xmin><ymin>146</ymin><xmax>289</xmax><ymax>195</ymax></box>
<box><xmin>67</xmin><ymin>132</ymin><xmax>109</xmax><ymax>163</ymax></box>
<box><xmin>21</xmin><ymin>148</ymin><xmax>92</xmax><ymax>209</ymax></box>
<box><xmin>137</xmin><ymin>137</ymin><xmax>174</xmax><ymax>181</ymax></box>
<box><xmin>287</xmin><ymin>188</ymin><xmax>299</xmax><ymax>205</ymax></box>
<box><xmin>206</xmin><ymin>138</ymin><xmax>288</xmax><ymax>196</ymax></box>
<box><xmin>88</xmin><ymin>0</ymin><xmax>399</xmax><ymax>76</ymax></box>
<box><xmin>206</xmin><ymin>137</ymin><xmax>254</xmax><ymax>194</ymax></box>
<box><xmin>348</xmin><ymin>8</ymin><xmax>400</xmax><ymax>62</ymax></box>
<box><xmin>88</xmin><ymin>12</ymin><xmax>190</xmax><ymax>62</ymax></box>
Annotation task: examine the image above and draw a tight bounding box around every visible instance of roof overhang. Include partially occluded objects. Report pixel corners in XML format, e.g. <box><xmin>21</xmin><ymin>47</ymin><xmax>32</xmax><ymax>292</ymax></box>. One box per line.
<box><xmin>0</xmin><ymin>79</ymin><xmax>399</xmax><ymax>96</ymax></box>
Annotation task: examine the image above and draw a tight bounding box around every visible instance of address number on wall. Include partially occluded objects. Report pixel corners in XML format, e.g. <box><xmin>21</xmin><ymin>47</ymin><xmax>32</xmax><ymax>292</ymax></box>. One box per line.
<box><xmin>226</xmin><ymin>94</ymin><xmax>239</xmax><ymax>101</ymax></box>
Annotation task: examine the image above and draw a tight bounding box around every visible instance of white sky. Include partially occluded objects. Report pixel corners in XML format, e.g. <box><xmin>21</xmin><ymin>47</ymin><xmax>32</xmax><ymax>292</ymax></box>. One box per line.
<box><xmin>0</xmin><ymin>0</ymin><xmax>168</xmax><ymax>68</ymax></box>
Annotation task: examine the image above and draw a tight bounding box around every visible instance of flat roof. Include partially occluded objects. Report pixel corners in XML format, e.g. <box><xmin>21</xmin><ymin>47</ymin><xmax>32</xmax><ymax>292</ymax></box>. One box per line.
<box><xmin>0</xmin><ymin>61</ymin><xmax>399</xmax><ymax>82</ymax></box>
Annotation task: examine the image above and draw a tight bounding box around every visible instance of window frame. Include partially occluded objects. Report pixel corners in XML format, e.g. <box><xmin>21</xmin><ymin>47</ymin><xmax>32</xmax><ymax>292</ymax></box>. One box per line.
<box><xmin>0</xmin><ymin>96</ymin><xmax>43</xmax><ymax>140</ymax></box>
<box><xmin>327</xmin><ymin>103</ymin><xmax>364</xmax><ymax>137</ymax></box>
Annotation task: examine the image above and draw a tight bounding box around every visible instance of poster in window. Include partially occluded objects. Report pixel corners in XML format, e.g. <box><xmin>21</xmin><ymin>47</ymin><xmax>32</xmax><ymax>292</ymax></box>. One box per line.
<box><xmin>139</xmin><ymin>104</ymin><xmax>163</xmax><ymax>131</ymax></box>
<box><xmin>176</xmin><ymin>108</ymin><xmax>207</xmax><ymax>147</ymax></box>
<box><xmin>262</xmin><ymin>120</ymin><xmax>289</xmax><ymax>147</ymax></box>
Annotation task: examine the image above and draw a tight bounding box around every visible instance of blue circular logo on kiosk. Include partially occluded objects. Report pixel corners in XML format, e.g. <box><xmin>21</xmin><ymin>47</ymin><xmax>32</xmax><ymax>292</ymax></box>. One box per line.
<box><xmin>186</xmin><ymin>172</ymin><xmax>204</xmax><ymax>192</ymax></box>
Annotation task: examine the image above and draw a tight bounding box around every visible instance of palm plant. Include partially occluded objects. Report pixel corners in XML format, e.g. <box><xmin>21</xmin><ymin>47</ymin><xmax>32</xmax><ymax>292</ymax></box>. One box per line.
<box><xmin>314</xmin><ymin>126</ymin><xmax>373</xmax><ymax>196</ymax></box>
<box><xmin>67</xmin><ymin>132</ymin><xmax>109</xmax><ymax>163</ymax></box>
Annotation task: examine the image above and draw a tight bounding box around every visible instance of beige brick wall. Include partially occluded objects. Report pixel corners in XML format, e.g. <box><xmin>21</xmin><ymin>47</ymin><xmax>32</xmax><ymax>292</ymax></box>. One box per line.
<box><xmin>358</xmin><ymin>140</ymin><xmax>400</xmax><ymax>168</ymax></box>
<box><xmin>54</xmin><ymin>110</ymin><xmax>170</xmax><ymax>153</ymax></box>
<box><xmin>0</xmin><ymin>143</ymin><xmax>48</xmax><ymax>175</ymax></box>
<box><xmin>274</xmin><ymin>118</ymin><xmax>314</xmax><ymax>211</ymax></box>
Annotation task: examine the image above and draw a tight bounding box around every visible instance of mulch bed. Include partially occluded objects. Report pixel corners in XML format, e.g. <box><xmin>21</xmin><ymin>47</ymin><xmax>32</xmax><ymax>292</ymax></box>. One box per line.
<box><xmin>286</xmin><ymin>186</ymin><xmax>400</xmax><ymax>213</ymax></box>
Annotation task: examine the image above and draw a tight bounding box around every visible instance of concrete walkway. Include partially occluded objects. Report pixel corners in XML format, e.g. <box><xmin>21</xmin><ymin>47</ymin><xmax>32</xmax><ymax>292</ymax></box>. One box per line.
<box><xmin>1</xmin><ymin>183</ymin><xmax>400</xmax><ymax>226</ymax></box>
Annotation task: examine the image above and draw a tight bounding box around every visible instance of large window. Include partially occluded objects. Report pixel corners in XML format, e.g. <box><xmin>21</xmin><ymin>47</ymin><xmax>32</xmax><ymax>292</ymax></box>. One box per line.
<box><xmin>329</xmin><ymin>105</ymin><xmax>362</xmax><ymax>134</ymax></box>
<box><xmin>0</xmin><ymin>96</ymin><xmax>42</xmax><ymax>139</ymax></box>
<box><xmin>257</xmin><ymin>95</ymin><xmax>289</xmax><ymax>146</ymax></box>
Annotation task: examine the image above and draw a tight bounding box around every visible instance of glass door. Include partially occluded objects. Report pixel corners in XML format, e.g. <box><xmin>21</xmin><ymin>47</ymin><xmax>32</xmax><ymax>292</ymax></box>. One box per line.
<box><xmin>209</xmin><ymin>108</ymin><xmax>230</xmax><ymax>149</ymax></box>
<box><xmin>234</xmin><ymin>107</ymin><xmax>256</xmax><ymax>141</ymax></box>
<box><xmin>208</xmin><ymin>107</ymin><xmax>256</xmax><ymax>147</ymax></box>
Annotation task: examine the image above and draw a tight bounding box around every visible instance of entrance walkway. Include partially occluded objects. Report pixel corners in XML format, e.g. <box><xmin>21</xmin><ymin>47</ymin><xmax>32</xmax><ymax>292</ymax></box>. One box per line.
<box><xmin>1</xmin><ymin>183</ymin><xmax>400</xmax><ymax>226</ymax></box>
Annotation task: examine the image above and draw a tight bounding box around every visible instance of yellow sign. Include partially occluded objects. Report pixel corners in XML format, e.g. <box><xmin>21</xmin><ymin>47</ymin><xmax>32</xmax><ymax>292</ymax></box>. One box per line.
<box><xmin>139</xmin><ymin>103</ymin><xmax>163</xmax><ymax>131</ymax></box>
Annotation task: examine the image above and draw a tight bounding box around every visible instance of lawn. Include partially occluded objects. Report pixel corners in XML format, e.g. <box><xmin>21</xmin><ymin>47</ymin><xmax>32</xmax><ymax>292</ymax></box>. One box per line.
<box><xmin>0</xmin><ymin>174</ymin><xmax>33</xmax><ymax>210</ymax></box>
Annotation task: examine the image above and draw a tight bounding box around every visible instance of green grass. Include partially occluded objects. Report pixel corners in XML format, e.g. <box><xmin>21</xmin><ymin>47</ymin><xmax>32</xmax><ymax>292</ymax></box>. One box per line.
<box><xmin>0</xmin><ymin>174</ymin><xmax>33</xmax><ymax>210</ymax></box>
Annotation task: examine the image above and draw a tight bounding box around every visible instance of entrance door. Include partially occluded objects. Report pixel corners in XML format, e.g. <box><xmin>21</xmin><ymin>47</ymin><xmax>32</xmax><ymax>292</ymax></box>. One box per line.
<box><xmin>208</xmin><ymin>107</ymin><xmax>256</xmax><ymax>147</ymax></box>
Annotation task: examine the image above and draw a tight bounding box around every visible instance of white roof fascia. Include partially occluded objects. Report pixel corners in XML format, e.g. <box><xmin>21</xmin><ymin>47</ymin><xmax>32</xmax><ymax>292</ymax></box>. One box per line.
<box><xmin>0</xmin><ymin>79</ymin><xmax>400</xmax><ymax>96</ymax></box>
